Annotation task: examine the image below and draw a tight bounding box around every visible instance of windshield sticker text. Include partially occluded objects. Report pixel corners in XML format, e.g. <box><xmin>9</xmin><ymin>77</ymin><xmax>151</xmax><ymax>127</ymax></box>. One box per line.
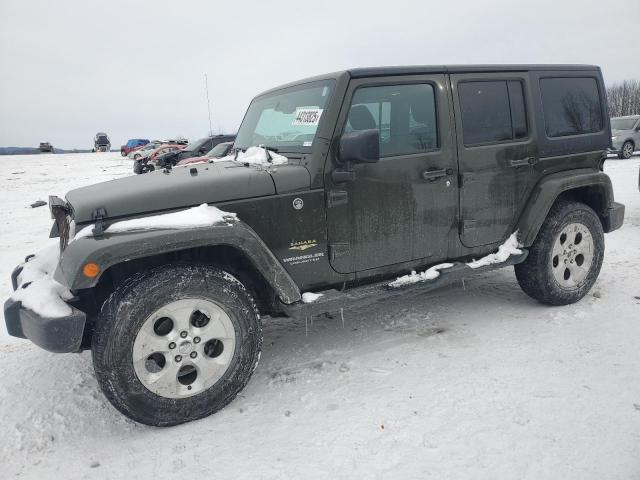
<box><xmin>292</xmin><ymin>108</ymin><xmax>323</xmax><ymax>126</ymax></box>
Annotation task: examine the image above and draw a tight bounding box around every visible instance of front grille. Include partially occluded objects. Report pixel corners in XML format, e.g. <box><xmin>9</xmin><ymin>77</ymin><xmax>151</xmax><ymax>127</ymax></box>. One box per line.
<box><xmin>52</xmin><ymin>206</ymin><xmax>71</xmax><ymax>252</ymax></box>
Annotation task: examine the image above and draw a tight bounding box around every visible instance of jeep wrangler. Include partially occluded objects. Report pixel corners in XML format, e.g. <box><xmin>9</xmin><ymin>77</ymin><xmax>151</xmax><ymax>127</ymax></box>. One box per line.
<box><xmin>4</xmin><ymin>65</ymin><xmax>625</xmax><ymax>426</ymax></box>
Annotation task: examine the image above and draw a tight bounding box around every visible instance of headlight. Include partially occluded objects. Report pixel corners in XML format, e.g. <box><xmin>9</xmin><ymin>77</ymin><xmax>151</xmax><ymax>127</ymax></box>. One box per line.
<box><xmin>611</xmin><ymin>136</ymin><xmax>618</xmax><ymax>140</ymax></box>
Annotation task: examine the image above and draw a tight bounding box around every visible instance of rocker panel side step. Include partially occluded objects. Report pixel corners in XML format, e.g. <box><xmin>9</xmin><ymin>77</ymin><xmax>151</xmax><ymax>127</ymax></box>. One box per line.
<box><xmin>280</xmin><ymin>251</ymin><xmax>528</xmax><ymax>319</ymax></box>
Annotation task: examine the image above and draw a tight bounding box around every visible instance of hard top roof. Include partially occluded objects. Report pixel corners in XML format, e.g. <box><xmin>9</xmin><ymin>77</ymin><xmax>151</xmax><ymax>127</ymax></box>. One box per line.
<box><xmin>256</xmin><ymin>64</ymin><xmax>600</xmax><ymax>97</ymax></box>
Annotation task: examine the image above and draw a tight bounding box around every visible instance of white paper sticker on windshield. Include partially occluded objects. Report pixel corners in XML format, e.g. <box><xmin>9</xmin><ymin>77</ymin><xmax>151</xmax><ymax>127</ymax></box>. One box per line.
<box><xmin>292</xmin><ymin>108</ymin><xmax>323</xmax><ymax>126</ymax></box>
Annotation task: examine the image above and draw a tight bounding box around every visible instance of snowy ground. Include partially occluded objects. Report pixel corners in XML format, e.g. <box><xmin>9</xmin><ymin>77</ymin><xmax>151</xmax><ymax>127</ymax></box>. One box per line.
<box><xmin>0</xmin><ymin>152</ymin><xmax>639</xmax><ymax>479</ymax></box>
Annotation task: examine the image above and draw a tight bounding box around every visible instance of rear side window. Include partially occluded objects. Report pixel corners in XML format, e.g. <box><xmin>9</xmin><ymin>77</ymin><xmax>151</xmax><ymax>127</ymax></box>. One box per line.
<box><xmin>540</xmin><ymin>77</ymin><xmax>603</xmax><ymax>137</ymax></box>
<box><xmin>458</xmin><ymin>80</ymin><xmax>528</xmax><ymax>146</ymax></box>
<box><xmin>346</xmin><ymin>83</ymin><xmax>438</xmax><ymax>157</ymax></box>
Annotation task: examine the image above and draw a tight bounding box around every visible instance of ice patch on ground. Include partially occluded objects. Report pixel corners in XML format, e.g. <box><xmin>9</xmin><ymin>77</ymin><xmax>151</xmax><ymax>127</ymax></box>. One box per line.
<box><xmin>467</xmin><ymin>232</ymin><xmax>522</xmax><ymax>269</ymax></box>
<box><xmin>74</xmin><ymin>204</ymin><xmax>237</xmax><ymax>240</ymax></box>
<box><xmin>388</xmin><ymin>263</ymin><xmax>455</xmax><ymax>288</ymax></box>
<box><xmin>10</xmin><ymin>244</ymin><xmax>73</xmax><ymax>318</ymax></box>
<box><xmin>219</xmin><ymin>146</ymin><xmax>288</xmax><ymax>166</ymax></box>
<box><xmin>301</xmin><ymin>292</ymin><xmax>323</xmax><ymax>303</ymax></box>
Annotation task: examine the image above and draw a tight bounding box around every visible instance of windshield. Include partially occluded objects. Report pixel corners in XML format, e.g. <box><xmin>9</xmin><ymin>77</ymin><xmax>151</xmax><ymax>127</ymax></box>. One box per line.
<box><xmin>235</xmin><ymin>80</ymin><xmax>335</xmax><ymax>151</ymax></box>
<box><xmin>207</xmin><ymin>142</ymin><xmax>232</xmax><ymax>157</ymax></box>
<box><xmin>611</xmin><ymin>117</ymin><xmax>638</xmax><ymax>130</ymax></box>
<box><xmin>184</xmin><ymin>138</ymin><xmax>208</xmax><ymax>152</ymax></box>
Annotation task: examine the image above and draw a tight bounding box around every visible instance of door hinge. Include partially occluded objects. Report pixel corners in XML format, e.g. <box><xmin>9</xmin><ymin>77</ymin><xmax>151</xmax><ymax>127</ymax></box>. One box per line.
<box><xmin>327</xmin><ymin>190</ymin><xmax>348</xmax><ymax>208</ymax></box>
<box><xmin>329</xmin><ymin>243</ymin><xmax>350</xmax><ymax>261</ymax></box>
<box><xmin>460</xmin><ymin>219</ymin><xmax>477</xmax><ymax>234</ymax></box>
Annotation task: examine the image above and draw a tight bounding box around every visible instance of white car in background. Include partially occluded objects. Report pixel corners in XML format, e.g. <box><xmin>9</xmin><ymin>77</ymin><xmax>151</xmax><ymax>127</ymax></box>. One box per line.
<box><xmin>127</xmin><ymin>142</ymin><xmax>161</xmax><ymax>160</ymax></box>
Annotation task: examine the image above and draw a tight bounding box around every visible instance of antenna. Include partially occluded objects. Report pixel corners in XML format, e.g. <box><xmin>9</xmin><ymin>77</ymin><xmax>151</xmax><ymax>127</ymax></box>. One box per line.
<box><xmin>204</xmin><ymin>73</ymin><xmax>213</xmax><ymax>136</ymax></box>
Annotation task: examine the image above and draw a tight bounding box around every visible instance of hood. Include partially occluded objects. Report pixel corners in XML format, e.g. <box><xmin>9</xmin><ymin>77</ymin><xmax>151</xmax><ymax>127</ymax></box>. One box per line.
<box><xmin>66</xmin><ymin>161</ymin><xmax>278</xmax><ymax>224</ymax></box>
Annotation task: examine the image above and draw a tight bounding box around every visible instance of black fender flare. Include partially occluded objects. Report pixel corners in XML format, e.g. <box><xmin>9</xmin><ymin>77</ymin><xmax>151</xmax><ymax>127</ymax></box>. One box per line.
<box><xmin>515</xmin><ymin>169</ymin><xmax>616</xmax><ymax>247</ymax></box>
<box><xmin>54</xmin><ymin>221</ymin><xmax>301</xmax><ymax>304</ymax></box>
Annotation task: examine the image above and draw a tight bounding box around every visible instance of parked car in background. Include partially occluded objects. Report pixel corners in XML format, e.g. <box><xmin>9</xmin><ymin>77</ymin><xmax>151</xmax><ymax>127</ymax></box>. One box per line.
<box><xmin>94</xmin><ymin>133</ymin><xmax>111</xmax><ymax>152</ymax></box>
<box><xmin>176</xmin><ymin>141</ymin><xmax>234</xmax><ymax>166</ymax></box>
<box><xmin>610</xmin><ymin>115</ymin><xmax>640</xmax><ymax>159</ymax></box>
<box><xmin>155</xmin><ymin>135</ymin><xmax>235</xmax><ymax>169</ymax></box>
<box><xmin>127</xmin><ymin>141</ymin><xmax>161</xmax><ymax>160</ymax></box>
<box><xmin>134</xmin><ymin>144</ymin><xmax>186</xmax><ymax>174</ymax></box>
<box><xmin>121</xmin><ymin>139</ymin><xmax>150</xmax><ymax>156</ymax></box>
<box><xmin>38</xmin><ymin>142</ymin><xmax>54</xmax><ymax>153</ymax></box>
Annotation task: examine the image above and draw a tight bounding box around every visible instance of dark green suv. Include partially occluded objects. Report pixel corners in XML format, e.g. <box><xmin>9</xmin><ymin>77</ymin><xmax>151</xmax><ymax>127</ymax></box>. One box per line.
<box><xmin>4</xmin><ymin>65</ymin><xmax>625</xmax><ymax>426</ymax></box>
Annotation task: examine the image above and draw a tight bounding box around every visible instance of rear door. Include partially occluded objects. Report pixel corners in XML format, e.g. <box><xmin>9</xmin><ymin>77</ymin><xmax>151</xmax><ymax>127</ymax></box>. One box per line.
<box><xmin>451</xmin><ymin>72</ymin><xmax>539</xmax><ymax>247</ymax></box>
<box><xmin>325</xmin><ymin>74</ymin><xmax>458</xmax><ymax>273</ymax></box>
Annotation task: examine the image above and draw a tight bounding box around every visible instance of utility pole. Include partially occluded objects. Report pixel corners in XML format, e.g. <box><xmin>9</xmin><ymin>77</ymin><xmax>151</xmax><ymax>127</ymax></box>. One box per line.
<box><xmin>204</xmin><ymin>73</ymin><xmax>213</xmax><ymax>136</ymax></box>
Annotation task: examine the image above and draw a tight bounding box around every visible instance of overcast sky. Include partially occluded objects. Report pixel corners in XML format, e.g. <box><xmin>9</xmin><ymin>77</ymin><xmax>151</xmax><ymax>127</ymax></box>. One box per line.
<box><xmin>1</xmin><ymin>0</ymin><xmax>638</xmax><ymax>149</ymax></box>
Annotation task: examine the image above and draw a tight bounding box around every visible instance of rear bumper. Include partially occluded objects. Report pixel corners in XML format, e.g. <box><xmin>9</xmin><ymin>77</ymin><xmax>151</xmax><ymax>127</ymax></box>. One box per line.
<box><xmin>603</xmin><ymin>202</ymin><xmax>625</xmax><ymax>233</ymax></box>
<box><xmin>4</xmin><ymin>263</ymin><xmax>86</xmax><ymax>353</ymax></box>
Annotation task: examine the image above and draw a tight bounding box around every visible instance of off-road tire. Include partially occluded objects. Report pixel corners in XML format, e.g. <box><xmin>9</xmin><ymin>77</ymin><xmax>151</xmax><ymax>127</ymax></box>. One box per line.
<box><xmin>133</xmin><ymin>160</ymin><xmax>143</xmax><ymax>174</ymax></box>
<box><xmin>618</xmin><ymin>141</ymin><xmax>634</xmax><ymax>159</ymax></box>
<box><xmin>121</xmin><ymin>150</ymin><xmax>126</xmax><ymax>157</ymax></box>
<box><xmin>515</xmin><ymin>200</ymin><xmax>604</xmax><ymax>306</ymax></box>
<box><xmin>92</xmin><ymin>264</ymin><xmax>262</xmax><ymax>426</ymax></box>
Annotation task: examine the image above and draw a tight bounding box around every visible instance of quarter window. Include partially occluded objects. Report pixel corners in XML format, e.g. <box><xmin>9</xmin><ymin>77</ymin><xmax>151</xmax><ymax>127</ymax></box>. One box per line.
<box><xmin>458</xmin><ymin>80</ymin><xmax>528</xmax><ymax>146</ymax></box>
<box><xmin>540</xmin><ymin>77</ymin><xmax>603</xmax><ymax>137</ymax></box>
<box><xmin>346</xmin><ymin>84</ymin><xmax>438</xmax><ymax>157</ymax></box>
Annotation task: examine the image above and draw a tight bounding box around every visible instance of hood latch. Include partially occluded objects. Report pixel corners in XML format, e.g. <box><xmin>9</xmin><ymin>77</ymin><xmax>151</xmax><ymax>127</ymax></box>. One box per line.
<box><xmin>91</xmin><ymin>207</ymin><xmax>108</xmax><ymax>236</ymax></box>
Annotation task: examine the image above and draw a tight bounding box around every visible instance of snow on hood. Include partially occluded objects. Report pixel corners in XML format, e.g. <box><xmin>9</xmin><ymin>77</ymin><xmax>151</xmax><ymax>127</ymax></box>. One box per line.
<box><xmin>218</xmin><ymin>146</ymin><xmax>288</xmax><ymax>166</ymax></box>
<box><xmin>74</xmin><ymin>203</ymin><xmax>237</xmax><ymax>240</ymax></box>
<box><xmin>11</xmin><ymin>244</ymin><xmax>74</xmax><ymax>318</ymax></box>
<box><xmin>388</xmin><ymin>232</ymin><xmax>523</xmax><ymax>288</ymax></box>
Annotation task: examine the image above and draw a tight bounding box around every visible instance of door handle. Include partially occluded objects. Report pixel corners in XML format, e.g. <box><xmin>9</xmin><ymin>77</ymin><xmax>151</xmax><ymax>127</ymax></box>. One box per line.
<box><xmin>510</xmin><ymin>157</ymin><xmax>536</xmax><ymax>168</ymax></box>
<box><xmin>422</xmin><ymin>168</ymin><xmax>451</xmax><ymax>181</ymax></box>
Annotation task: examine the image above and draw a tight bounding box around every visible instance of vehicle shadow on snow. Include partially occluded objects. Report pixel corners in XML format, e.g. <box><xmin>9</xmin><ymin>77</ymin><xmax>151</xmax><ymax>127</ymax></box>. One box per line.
<box><xmin>1</xmin><ymin>268</ymin><xmax>559</xmax><ymax>450</ymax></box>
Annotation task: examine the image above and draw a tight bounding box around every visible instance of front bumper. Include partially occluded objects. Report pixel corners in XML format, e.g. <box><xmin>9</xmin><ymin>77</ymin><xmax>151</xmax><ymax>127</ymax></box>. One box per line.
<box><xmin>603</xmin><ymin>201</ymin><xmax>625</xmax><ymax>233</ymax></box>
<box><xmin>4</xmin><ymin>262</ymin><xmax>86</xmax><ymax>353</ymax></box>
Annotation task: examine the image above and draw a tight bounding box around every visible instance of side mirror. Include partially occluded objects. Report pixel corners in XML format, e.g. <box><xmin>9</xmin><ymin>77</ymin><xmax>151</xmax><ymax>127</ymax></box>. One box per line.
<box><xmin>339</xmin><ymin>129</ymin><xmax>380</xmax><ymax>164</ymax></box>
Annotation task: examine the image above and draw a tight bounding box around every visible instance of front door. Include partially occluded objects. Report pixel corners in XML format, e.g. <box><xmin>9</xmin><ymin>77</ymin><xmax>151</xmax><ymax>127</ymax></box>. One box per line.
<box><xmin>325</xmin><ymin>75</ymin><xmax>458</xmax><ymax>274</ymax></box>
<box><xmin>450</xmin><ymin>72</ymin><xmax>539</xmax><ymax>247</ymax></box>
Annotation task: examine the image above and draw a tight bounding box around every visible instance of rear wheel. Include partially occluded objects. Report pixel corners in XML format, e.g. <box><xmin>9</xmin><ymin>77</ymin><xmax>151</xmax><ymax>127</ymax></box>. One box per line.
<box><xmin>619</xmin><ymin>141</ymin><xmax>634</xmax><ymax>159</ymax></box>
<box><xmin>92</xmin><ymin>264</ymin><xmax>262</xmax><ymax>426</ymax></box>
<box><xmin>515</xmin><ymin>200</ymin><xmax>604</xmax><ymax>305</ymax></box>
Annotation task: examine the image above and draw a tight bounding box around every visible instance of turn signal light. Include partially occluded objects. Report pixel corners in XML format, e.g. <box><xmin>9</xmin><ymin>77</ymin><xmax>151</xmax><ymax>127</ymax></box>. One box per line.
<box><xmin>82</xmin><ymin>263</ymin><xmax>100</xmax><ymax>278</ymax></box>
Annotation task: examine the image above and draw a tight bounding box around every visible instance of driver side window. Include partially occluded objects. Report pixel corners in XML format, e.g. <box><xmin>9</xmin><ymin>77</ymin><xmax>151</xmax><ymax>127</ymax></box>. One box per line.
<box><xmin>345</xmin><ymin>83</ymin><xmax>438</xmax><ymax>157</ymax></box>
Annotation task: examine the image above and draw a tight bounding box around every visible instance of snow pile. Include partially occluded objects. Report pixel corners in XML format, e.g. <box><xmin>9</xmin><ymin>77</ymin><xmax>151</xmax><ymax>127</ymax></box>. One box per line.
<box><xmin>222</xmin><ymin>146</ymin><xmax>288</xmax><ymax>166</ymax></box>
<box><xmin>10</xmin><ymin>244</ymin><xmax>74</xmax><ymax>318</ymax></box>
<box><xmin>467</xmin><ymin>231</ymin><xmax>522</xmax><ymax>269</ymax></box>
<box><xmin>74</xmin><ymin>204</ymin><xmax>237</xmax><ymax>240</ymax></box>
<box><xmin>388</xmin><ymin>232</ymin><xmax>523</xmax><ymax>288</ymax></box>
<box><xmin>301</xmin><ymin>292</ymin><xmax>324</xmax><ymax>303</ymax></box>
<box><xmin>388</xmin><ymin>263</ymin><xmax>454</xmax><ymax>288</ymax></box>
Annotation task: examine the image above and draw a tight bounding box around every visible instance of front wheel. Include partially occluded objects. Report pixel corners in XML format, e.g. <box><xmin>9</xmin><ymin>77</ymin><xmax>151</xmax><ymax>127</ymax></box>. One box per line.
<box><xmin>515</xmin><ymin>200</ymin><xmax>604</xmax><ymax>306</ymax></box>
<box><xmin>92</xmin><ymin>264</ymin><xmax>262</xmax><ymax>426</ymax></box>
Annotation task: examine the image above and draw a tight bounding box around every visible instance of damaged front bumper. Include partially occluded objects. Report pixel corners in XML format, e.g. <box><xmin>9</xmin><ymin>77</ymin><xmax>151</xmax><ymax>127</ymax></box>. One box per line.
<box><xmin>4</xmin><ymin>260</ymin><xmax>86</xmax><ymax>353</ymax></box>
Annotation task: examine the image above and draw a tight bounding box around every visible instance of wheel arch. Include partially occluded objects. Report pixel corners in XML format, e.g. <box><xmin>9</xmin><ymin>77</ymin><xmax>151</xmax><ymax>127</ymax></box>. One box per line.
<box><xmin>515</xmin><ymin>169</ymin><xmax>615</xmax><ymax>247</ymax></box>
<box><xmin>57</xmin><ymin>223</ymin><xmax>301</xmax><ymax>320</ymax></box>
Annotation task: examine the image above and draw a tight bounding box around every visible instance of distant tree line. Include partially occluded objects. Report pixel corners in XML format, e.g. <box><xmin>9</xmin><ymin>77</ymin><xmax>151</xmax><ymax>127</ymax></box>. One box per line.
<box><xmin>606</xmin><ymin>80</ymin><xmax>640</xmax><ymax>117</ymax></box>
